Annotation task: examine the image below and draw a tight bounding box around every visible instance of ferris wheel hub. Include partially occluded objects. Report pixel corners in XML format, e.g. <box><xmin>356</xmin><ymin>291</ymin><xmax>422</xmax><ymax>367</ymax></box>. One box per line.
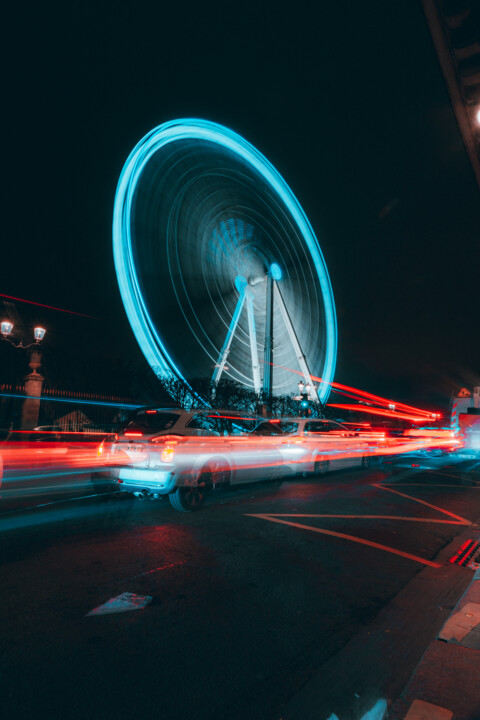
<box><xmin>269</xmin><ymin>263</ymin><xmax>283</xmax><ymax>281</ymax></box>
<box><xmin>248</xmin><ymin>276</ymin><xmax>265</xmax><ymax>286</ymax></box>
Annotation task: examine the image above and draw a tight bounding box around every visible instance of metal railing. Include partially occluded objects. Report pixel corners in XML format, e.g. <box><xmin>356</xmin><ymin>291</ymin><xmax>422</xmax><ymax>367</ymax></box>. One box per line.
<box><xmin>0</xmin><ymin>384</ymin><xmax>140</xmax><ymax>434</ymax></box>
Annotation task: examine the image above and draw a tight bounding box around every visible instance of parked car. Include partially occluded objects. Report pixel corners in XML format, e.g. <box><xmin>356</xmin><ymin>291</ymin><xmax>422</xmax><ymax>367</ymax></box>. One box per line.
<box><xmin>1</xmin><ymin>430</ymin><xmax>69</xmax><ymax>472</ymax></box>
<box><xmin>253</xmin><ymin>417</ymin><xmax>372</xmax><ymax>475</ymax></box>
<box><xmin>97</xmin><ymin>407</ymin><xmax>289</xmax><ymax>511</ymax></box>
<box><xmin>0</xmin><ymin>430</ymin><xmax>108</xmax><ymax>500</ymax></box>
<box><xmin>33</xmin><ymin>425</ymin><xmax>62</xmax><ymax>432</ymax></box>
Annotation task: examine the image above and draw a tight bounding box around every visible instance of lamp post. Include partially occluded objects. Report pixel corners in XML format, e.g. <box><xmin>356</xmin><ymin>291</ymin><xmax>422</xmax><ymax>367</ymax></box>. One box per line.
<box><xmin>295</xmin><ymin>380</ymin><xmax>316</xmax><ymax>417</ymax></box>
<box><xmin>1</xmin><ymin>320</ymin><xmax>47</xmax><ymax>429</ymax></box>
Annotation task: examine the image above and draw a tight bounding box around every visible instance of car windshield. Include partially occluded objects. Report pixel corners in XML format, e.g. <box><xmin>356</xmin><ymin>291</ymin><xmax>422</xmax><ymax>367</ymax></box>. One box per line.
<box><xmin>124</xmin><ymin>410</ymin><xmax>180</xmax><ymax>433</ymax></box>
<box><xmin>278</xmin><ymin>422</ymin><xmax>299</xmax><ymax>434</ymax></box>
<box><xmin>305</xmin><ymin>421</ymin><xmax>347</xmax><ymax>433</ymax></box>
<box><xmin>186</xmin><ymin>413</ymin><xmax>259</xmax><ymax>436</ymax></box>
<box><xmin>252</xmin><ymin>421</ymin><xmax>286</xmax><ymax>436</ymax></box>
<box><xmin>224</xmin><ymin>416</ymin><xmax>258</xmax><ymax>435</ymax></box>
<box><xmin>331</xmin><ymin>422</ymin><xmax>349</xmax><ymax>431</ymax></box>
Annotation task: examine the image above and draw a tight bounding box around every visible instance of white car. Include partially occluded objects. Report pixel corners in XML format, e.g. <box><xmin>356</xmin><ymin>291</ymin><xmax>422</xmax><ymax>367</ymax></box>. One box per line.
<box><xmin>253</xmin><ymin>417</ymin><xmax>371</xmax><ymax>475</ymax></box>
<box><xmin>98</xmin><ymin>408</ymin><xmax>289</xmax><ymax>511</ymax></box>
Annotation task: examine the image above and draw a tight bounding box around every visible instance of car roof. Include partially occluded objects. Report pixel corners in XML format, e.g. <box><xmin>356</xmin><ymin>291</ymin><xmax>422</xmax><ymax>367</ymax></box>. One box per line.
<box><xmin>260</xmin><ymin>418</ymin><xmax>348</xmax><ymax>429</ymax></box>
<box><xmin>263</xmin><ymin>417</ymin><xmax>331</xmax><ymax>423</ymax></box>
<box><xmin>134</xmin><ymin>407</ymin><xmax>259</xmax><ymax>418</ymax></box>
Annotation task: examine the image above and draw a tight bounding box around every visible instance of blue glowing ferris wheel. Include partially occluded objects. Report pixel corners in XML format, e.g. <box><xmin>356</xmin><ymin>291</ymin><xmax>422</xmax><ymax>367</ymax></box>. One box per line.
<box><xmin>112</xmin><ymin>119</ymin><xmax>337</xmax><ymax>403</ymax></box>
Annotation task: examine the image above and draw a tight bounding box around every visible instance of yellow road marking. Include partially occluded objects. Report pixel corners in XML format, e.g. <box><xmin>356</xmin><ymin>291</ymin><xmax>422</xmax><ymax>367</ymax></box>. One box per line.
<box><xmin>246</xmin><ymin>481</ymin><xmax>472</xmax><ymax>567</ymax></box>
<box><xmin>382</xmin><ymin>483</ymin><xmax>480</xmax><ymax>487</ymax></box>
<box><xmin>249</xmin><ymin>513</ymin><xmax>463</xmax><ymax>524</ymax></box>
<box><xmin>373</xmin><ymin>483</ymin><xmax>471</xmax><ymax>524</ymax></box>
<box><xmin>425</xmin><ymin>470</ymin><xmax>480</xmax><ymax>483</ymax></box>
<box><xmin>246</xmin><ymin>513</ymin><xmax>443</xmax><ymax>567</ymax></box>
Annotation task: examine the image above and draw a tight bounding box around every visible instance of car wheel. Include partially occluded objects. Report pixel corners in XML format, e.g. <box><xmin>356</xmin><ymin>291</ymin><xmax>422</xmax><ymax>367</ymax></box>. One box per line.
<box><xmin>169</xmin><ymin>464</ymin><xmax>219</xmax><ymax>512</ymax></box>
<box><xmin>314</xmin><ymin>458</ymin><xmax>329</xmax><ymax>475</ymax></box>
<box><xmin>205</xmin><ymin>458</ymin><xmax>231</xmax><ymax>489</ymax></box>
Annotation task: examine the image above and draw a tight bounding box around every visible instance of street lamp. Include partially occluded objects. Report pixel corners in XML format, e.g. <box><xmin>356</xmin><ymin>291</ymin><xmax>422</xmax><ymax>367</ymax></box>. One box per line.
<box><xmin>1</xmin><ymin>320</ymin><xmax>13</xmax><ymax>336</ymax></box>
<box><xmin>1</xmin><ymin>319</ymin><xmax>47</xmax><ymax>429</ymax></box>
<box><xmin>1</xmin><ymin>321</ymin><xmax>46</xmax><ymax>348</ymax></box>
<box><xmin>297</xmin><ymin>380</ymin><xmax>314</xmax><ymax>398</ymax></box>
<box><xmin>295</xmin><ymin>380</ymin><xmax>317</xmax><ymax>416</ymax></box>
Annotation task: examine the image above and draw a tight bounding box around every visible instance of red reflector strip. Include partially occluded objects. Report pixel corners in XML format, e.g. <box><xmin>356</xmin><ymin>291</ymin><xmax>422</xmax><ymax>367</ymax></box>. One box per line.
<box><xmin>449</xmin><ymin>540</ymin><xmax>480</xmax><ymax>566</ymax></box>
<box><xmin>125</xmin><ymin>432</ymin><xmax>143</xmax><ymax>437</ymax></box>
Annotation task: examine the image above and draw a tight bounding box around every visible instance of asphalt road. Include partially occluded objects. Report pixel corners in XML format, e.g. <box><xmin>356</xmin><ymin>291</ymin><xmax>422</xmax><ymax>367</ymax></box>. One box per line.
<box><xmin>1</xmin><ymin>461</ymin><xmax>479</xmax><ymax>720</ymax></box>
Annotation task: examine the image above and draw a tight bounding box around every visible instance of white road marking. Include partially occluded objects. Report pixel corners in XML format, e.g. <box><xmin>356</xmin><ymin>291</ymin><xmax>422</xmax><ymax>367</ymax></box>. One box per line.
<box><xmin>246</xmin><ymin>482</ymin><xmax>472</xmax><ymax>567</ymax></box>
<box><xmin>372</xmin><ymin>483</ymin><xmax>471</xmax><ymax>524</ymax></box>
<box><xmin>246</xmin><ymin>514</ymin><xmax>443</xmax><ymax>567</ymax></box>
<box><xmin>86</xmin><ymin>592</ymin><xmax>152</xmax><ymax>616</ymax></box>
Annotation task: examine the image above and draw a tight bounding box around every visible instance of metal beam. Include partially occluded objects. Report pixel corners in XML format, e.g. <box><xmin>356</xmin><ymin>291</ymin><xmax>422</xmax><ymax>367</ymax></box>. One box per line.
<box><xmin>273</xmin><ymin>280</ymin><xmax>319</xmax><ymax>402</ymax></box>
<box><xmin>212</xmin><ymin>282</ymin><xmax>248</xmax><ymax>385</ymax></box>
<box><xmin>262</xmin><ymin>273</ymin><xmax>274</xmax><ymax>400</ymax></box>
<box><xmin>246</xmin><ymin>291</ymin><xmax>261</xmax><ymax>393</ymax></box>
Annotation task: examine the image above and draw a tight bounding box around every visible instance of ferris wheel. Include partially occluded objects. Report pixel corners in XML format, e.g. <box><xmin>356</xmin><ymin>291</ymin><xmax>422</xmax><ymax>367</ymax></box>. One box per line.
<box><xmin>112</xmin><ymin>119</ymin><xmax>337</xmax><ymax>403</ymax></box>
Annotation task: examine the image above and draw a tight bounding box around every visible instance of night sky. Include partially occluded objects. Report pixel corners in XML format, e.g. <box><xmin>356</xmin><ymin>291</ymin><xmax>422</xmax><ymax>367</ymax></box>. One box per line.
<box><xmin>2</xmin><ymin>1</ymin><xmax>479</xmax><ymax>409</ymax></box>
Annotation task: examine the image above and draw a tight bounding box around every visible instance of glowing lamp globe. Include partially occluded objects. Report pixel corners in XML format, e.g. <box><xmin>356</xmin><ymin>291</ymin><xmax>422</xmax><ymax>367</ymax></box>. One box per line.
<box><xmin>270</xmin><ymin>263</ymin><xmax>282</xmax><ymax>281</ymax></box>
<box><xmin>1</xmin><ymin>321</ymin><xmax>13</xmax><ymax>336</ymax></box>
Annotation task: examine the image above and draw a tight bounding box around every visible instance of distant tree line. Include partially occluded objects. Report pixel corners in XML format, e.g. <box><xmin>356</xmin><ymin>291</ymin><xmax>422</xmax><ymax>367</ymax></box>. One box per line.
<box><xmin>0</xmin><ymin>338</ymin><xmax>328</xmax><ymax>419</ymax></box>
<box><xmin>150</xmin><ymin>371</ymin><xmax>327</xmax><ymax>418</ymax></box>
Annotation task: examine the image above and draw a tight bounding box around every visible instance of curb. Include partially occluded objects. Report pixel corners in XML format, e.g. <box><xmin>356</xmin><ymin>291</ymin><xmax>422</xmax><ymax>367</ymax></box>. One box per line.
<box><xmin>389</xmin><ymin>547</ymin><xmax>480</xmax><ymax>719</ymax></box>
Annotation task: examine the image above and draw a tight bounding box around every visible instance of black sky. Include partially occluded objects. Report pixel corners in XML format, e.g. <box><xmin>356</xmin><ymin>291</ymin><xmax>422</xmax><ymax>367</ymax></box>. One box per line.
<box><xmin>2</xmin><ymin>1</ymin><xmax>479</xmax><ymax>408</ymax></box>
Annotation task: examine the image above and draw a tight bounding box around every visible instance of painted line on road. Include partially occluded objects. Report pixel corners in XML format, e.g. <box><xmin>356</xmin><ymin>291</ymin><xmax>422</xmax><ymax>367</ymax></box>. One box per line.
<box><xmin>373</xmin><ymin>483</ymin><xmax>471</xmax><ymax>525</ymax></box>
<box><xmin>425</xmin><ymin>470</ymin><xmax>480</xmax><ymax>483</ymax></box>
<box><xmin>381</xmin><ymin>483</ymin><xmax>480</xmax><ymax>488</ymax></box>
<box><xmin>87</xmin><ymin>592</ymin><xmax>152</xmax><ymax>616</ymax></box>
<box><xmin>247</xmin><ymin>482</ymin><xmax>473</xmax><ymax>567</ymax></box>
<box><xmin>246</xmin><ymin>513</ymin><xmax>443</xmax><ymax>567</ymax></box>
<box><xmin>251</xmin><ymin>514</ymin><xmax>464</xmax><ymax>524</ymax></box>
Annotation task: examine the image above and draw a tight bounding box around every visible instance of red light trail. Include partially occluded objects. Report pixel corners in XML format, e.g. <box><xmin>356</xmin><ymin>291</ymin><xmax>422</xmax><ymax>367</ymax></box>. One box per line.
<box><xmin>327</xmin><ymin>404</ymin><xmax>436</xmax><ymax>423</ymax></box>
<box><xmin>0</xmin><ymin>293</ymin><xmax>98</xmax><ymax>319</ymax></box>
<box><xmin>269</xmin><ymin>362</ymin><xmax>440</xmax><ymax>422</ymax></box>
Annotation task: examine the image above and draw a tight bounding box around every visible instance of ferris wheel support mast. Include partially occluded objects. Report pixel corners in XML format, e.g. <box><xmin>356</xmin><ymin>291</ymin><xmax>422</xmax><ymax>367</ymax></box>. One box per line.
<box><xmin>272</xmin><ymin>280</ymin><xmax>319</xmax><ymax>402</ymax></box>
<box><xmin>212</xmin><ymin>276</ymin><xmax>261</xmax><ymax>393</ymax></box>
<box><xmin>262</xmin><ymin>272</ymin><xmax>274</xmax><ymax>400</ymax></box>
<box><xmin>246</xmin><ymin>293</ymin><xmax>262</xmax><ymax>393</ymax></box>
<box><xmin>213</xmin><ymin>269</ymin><xmax>319</xmax><ymax>401</ymax></box>
<box><xmin>212</xmin><ymin>279</ymin><xmax>248</xmax><ymax>386</ymax></box>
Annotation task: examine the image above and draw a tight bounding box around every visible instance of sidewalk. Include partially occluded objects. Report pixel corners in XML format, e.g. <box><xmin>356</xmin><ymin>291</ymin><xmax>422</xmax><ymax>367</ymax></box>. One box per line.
<box><xmin>281</xmin><ymin>520</ymin><xmax>480</xmax><ymax>720</ymax></box>
<box><xmin>389</xmin><ymin>564</ymin><xmax>480</xmax><ymax>720</ymax></box>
